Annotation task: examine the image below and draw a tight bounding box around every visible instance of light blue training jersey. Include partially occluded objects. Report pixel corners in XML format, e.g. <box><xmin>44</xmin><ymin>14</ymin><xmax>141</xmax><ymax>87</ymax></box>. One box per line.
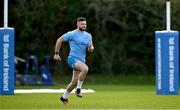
<box><xmin>62</xmin><ymin>29</ymin><xmax>92</xmax><ymax>63</ymax></box>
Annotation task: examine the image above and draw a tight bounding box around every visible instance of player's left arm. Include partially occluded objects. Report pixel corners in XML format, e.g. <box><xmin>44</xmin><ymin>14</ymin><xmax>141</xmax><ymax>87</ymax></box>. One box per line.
<box><xmin>88</xmin><ymin>40</ymin><xmax>94</xmax><ymax>53</ymax></box>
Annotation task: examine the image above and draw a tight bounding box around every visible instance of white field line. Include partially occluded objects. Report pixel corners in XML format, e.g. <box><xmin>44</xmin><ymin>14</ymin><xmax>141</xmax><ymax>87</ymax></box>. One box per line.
<box><xmin>15</xmin><ymin>89</ymin><xmax>95</xmax><ymax>94</ymax></box>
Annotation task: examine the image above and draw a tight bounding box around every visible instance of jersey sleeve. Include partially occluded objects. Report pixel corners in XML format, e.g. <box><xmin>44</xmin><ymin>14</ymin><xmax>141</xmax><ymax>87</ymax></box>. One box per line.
<box><xmin>89</xmin><ymin>34</ymin><xmax>92</xmax><ymax>42</ymax></box>
<box><xmin>62</xmin><ymin>31</ymin><xmax>73</xmax><ymax>41</ymax></box>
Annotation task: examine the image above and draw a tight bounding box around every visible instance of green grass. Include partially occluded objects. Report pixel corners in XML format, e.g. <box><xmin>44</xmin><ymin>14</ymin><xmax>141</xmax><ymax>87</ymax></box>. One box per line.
<box><xmin>0</xmin><ymin>85</ymin><xmax>180</xmax><ymax>109</ymax></box>
<box><xmin>55</xmin><ymin>74</ymin><xmax>155</xmax><ymax>85</ymax></box>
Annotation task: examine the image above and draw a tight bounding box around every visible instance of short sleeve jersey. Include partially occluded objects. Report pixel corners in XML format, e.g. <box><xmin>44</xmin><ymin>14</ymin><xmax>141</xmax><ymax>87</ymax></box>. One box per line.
<box><xmin>62</xmin><ymin>29</ymin><xmax>92</xmax><ymax>62</ymax></box>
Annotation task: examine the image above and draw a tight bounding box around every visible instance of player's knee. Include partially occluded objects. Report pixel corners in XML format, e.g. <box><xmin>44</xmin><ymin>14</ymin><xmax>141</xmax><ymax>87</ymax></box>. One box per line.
<box><xmin>82</xmin><ymin>66</ymin><xmax>88</xmax><ymax>73</ymax></box>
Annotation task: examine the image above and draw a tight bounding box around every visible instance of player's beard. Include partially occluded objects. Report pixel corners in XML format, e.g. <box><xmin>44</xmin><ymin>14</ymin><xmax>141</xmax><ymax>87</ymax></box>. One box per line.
<box><xmin>79</xmin><ymin>27</ymin><xmax>86</xmax><ymax>31</ymax></box>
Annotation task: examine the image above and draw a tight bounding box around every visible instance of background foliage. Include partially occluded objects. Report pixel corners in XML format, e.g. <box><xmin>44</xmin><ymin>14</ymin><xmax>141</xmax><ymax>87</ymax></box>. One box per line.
<box><xmin>1</xmin><ymin>0</ymin><xmax>180</xmax><ymax>75</ymax></box>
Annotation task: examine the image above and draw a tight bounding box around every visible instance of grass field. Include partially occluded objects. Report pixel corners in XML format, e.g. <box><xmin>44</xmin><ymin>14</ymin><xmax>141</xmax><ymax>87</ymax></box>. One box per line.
<box><xmin>0</xmin><ymin>85</ymin><xmax>180</xmax><ymax>109</ymax></box>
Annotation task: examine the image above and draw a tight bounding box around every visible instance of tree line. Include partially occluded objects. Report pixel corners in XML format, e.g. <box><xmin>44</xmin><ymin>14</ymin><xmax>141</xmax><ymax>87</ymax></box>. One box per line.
<box><xmin>5</xmin><ymin>0</ymin><xmax>180</xmax><ymax>75</ymax></box>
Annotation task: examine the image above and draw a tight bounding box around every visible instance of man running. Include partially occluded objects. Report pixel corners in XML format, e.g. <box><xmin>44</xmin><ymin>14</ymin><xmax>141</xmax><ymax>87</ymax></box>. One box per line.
<box><xmin>54</xmin><ymin>17</ymin><xmax>94</xmax><ymax>105</ymax></box>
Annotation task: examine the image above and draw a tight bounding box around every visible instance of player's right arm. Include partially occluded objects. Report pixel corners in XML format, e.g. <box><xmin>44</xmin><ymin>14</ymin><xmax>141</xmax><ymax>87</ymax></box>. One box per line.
<box><xmin>53</xmin><ymin>31</ymin><xmax>73</xmax><ymax>61</ymax></box>
<box><xmin>54</xmin><ymin>36</ymin><xmax>64</xmax><ymax>61</ymax></box>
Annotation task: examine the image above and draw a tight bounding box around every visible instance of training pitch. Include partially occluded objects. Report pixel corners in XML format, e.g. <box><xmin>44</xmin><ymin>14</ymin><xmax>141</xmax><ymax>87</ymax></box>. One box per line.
<box><xmin>0</xmin><ymin>85</ymin><xmax>180</xmax><ymax>109</ymax></box>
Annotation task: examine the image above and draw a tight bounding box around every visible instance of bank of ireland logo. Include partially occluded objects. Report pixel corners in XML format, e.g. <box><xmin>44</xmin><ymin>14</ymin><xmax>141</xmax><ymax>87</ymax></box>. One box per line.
<box><xmin>3</xmin><ymin>34</ymin><xmax>10</xmax><ymax>91</ymax></box>
<box><xmin>168</xmin><ymin>37</ymin><xmax>175</xmax><ymax>92</ymax></box>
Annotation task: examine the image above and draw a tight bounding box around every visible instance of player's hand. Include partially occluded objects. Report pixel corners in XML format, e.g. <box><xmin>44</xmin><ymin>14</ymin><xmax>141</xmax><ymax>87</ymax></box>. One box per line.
<box><xmin>54</xmin><ymin>54</ymin><xmax>61</xmax><ymax>61</ymax></box>
<box><xmin>88</xmin><ymin>46</ymin><xmax>94</xmax><ymax>53</ymax></box>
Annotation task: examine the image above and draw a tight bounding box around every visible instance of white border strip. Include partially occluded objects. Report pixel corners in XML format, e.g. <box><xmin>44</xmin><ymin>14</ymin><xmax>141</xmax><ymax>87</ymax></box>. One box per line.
<box><xmin>15</xmin><ymin>89</ymin><xmax>95</xmax><ymax>94</ymax></box>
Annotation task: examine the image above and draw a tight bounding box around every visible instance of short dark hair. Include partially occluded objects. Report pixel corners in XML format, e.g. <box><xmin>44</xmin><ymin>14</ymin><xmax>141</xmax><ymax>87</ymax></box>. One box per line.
<box><xmin>77</xmin><ymin>17</ymin><xmax>86</xmax><ymax>22</ymax></box>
